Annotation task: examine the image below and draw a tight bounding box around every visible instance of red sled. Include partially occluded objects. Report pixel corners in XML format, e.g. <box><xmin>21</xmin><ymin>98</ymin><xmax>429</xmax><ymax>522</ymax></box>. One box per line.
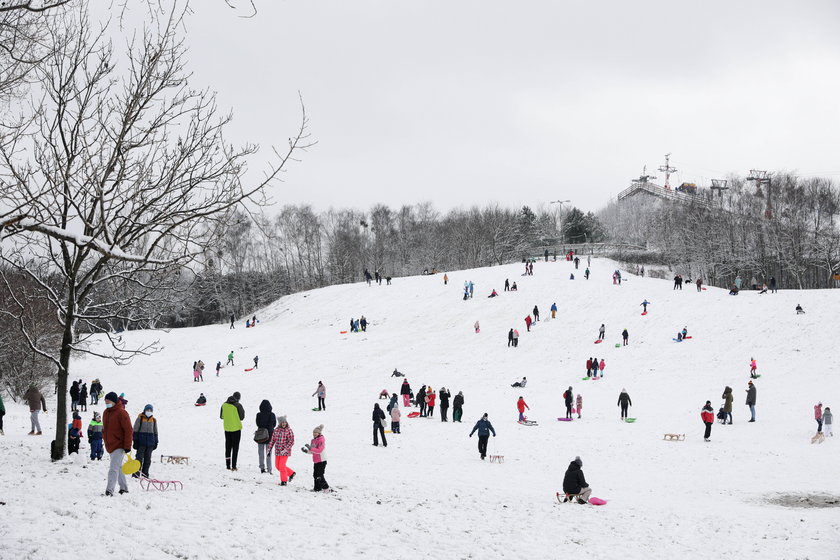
<box><xmin>244</xmin><ymin>367</ymin><xmax>255</xmax><ymax>372</ymax></box>
<box><xmin>589</xmin><ymin>497</ymin><xmax>607</xmax><ymax>505</ymax></box>
<box><xmin>641</xmin><ymin>311</ymin><xmax>647</xmax><ymax>316</ymax></box>
<box><xmin>194</xmin><ymin>403</ymin><xmax>206</xmax><ymax>407</ymax></box>
<box><xmin>594</xmin><ymin>339</ymin><xmax>603</xmax><ymax>344</ymax></box>
<box><xmin>407</xmin><ymin>411</ymin><xmax>421</xmax><ymax>418</ymax></box>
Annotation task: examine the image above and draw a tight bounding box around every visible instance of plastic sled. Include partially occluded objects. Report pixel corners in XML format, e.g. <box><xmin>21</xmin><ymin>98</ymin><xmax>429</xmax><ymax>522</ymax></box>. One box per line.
<box><xmin>672</xmin><ymin>339</ymin><xmax>683</xmax><ymax>342</ymax></box>
<box><xmin>589</xmin><ymin>497</ymin><xmax>607</xmax><ymax>505</ymax></box>
<box><xmin>641</xmin><ymin>311</ymin><xmax>647</xmax><ymax>315</ymax></box>
<box><xmin>339</xmin><ymin>330</ymin><xmax>348</xmax><ymax>334</ymax></box>
<box><xmin>594</xmin><ymin>340</ymin><xmax>603</xmax><ymax>344</ymax></box>
<box><xmin>244</xmin><ymin>367</ymin><xmax>255</xmax><ymax>372</ymax></box>
<box><xmin>121</xmin><ymin>453</ymin><xmax>141</xmax><ymax>475</ymax></box>
<box><xmin>194</xmin><ymin>403</ymin><xmax>206</xmax><ymax>407</ymax></box>
<box><xmin>581</xmin><ymin>377</ymin><xmax>591</xmax><ymax>381</ymax></box>
<box><xmin>614</xmin><ymin>343</ymin><xmax>620</xmax><ymax>348</ymax></box>
<box><xmin>139</xmin><ymin>478</ymin><xmax>183</xmax><ymax>491</ymax></box>
<box><xmin>624</xmin><ymin>418</ymin><xmax>637</xmax><ymax>423</ymax></box>
<box><xmin>701</xmin><ymin>287</ymin><xmax>707</xmax><ymax>291</ymax></box>
<box><xmin>557</xmin><ymin>418</ymin><xmax>573</xmax><ymax>422</ymax></box>
<box><xmin>684</xmin><ymin>336</ymin><xmax>692</xmax><ymax>339</ymax></box>
<box><xmin>311</xmin><ymin>408</ymin><xmax>323</xmax><ymax>411</ymax></box>
<box><xmin>407</xmin><ymin>411</ymin><xmax>421</xmax><ymax>418</ymax></box>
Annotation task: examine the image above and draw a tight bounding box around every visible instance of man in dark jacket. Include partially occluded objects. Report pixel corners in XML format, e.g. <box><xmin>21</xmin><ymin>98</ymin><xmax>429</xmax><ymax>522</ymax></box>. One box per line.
<box><xmin>79</xmin><ymin>383</ymin><xmax>88</xmax><ymax>412</ymax></box>
<box><xmin>90</xmin><ymin>379</ymin><xmax>102</xmax><ymax>405</ymax></box>
<box><xmin>453</xmin><ymin>391</ymin><xmax>464</xmax><ymax>422</ymax></box>
<box><xmin>70</xmin><ymin>381</ymin><xmax>80</xmax><ymax>412</ymax></box>
<box><xmin>562</xmin><ymin>456</ymin><xmax>591</xmax><ymax>503</ymax></box>
<box><xmin>372</xmin><ymin>403</ymin><xmax>387</xmax><ymax>447</ymax></box>
<box><xmin>746</xmin><ymin>381</ymin><xmax>757</xmax><ymax>422</ymax></box>
<box><xmin>469</xmin><ymin>413</ymin><xmax>496</xmax><ymax>460</ymax></box>
<box><xmin>564</xmin><ymin>387</ymin><xmax>574</xmax><ymax>419</ymax></box>
<box><xmin>255</xmin><ymin>400</ymin><xmax>276</xmax><ymax>474</ymax></box>
<box><xmin>439</xmin><ymin>388</ymin><xmax>451</xmax><ymax>422</ymax></box>
<box><xmin>103</xmin><ymin>392</ymin><xmax>133</xmax><ymax>496</ymax></box>
<box><xmin>418</xmin><ymin>385</ymin><xmax>427</xmax><ymax>416</ymax></box>
<box><xmin>617</xmin><ymin>389</ymin><xmax>632</xmax><ymax>419</ymax></box>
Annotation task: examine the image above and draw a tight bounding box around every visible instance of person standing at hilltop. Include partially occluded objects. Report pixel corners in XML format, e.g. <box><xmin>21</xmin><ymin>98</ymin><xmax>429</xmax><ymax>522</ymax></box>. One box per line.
<box><xmin>617</xmin><ymin>389</ymin><xmax>632</xmax><ymax>419</ymax></box>
<box><xmin>745</xmin><ymin>381</ymin><xmax>757</xmax><ymax>422</ymax></box>
<box><xmin>102</xmin><ymin>392</ymin><xmax>132</xmax><ymax>496</ymax></box>
<box><xmin>453</xmin><ymin>391</ymin><xmax>464</xmax><ymax>422</ymax></box>
<box><xmin>721</xmin><ymin>386</ymin><xmax>733</xmax><ymax>424</ymax></box>
<box><xmin>256</xmin><ymin>400</ymin><xmax>276</xmax><ymax>474</ymax></box>
<box><xmin>313</xmin><ymin>382</ymin><xmax>326</xmax><ymax>411</ymax></box>
<box><xmin>24</xmin><ymin>385</ymin><xmax>47</xmax><ymax>435</ymax></box>
<box><xmin>701</xmin><ymin>400</ymin><xmax>715</xmax><ymax>442</ymax></box>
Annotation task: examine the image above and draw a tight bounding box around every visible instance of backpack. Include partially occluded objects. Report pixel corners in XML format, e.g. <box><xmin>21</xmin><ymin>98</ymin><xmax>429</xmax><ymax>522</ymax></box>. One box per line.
<box><xmin>253</xmin><ymin>428</ymin><xmax>270</xmax><ymax>443</ymax></box>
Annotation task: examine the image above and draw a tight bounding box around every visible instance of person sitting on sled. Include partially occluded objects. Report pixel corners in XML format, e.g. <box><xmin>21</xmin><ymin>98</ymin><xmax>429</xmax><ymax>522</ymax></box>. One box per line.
<box><xmin>681</xmin><ymin>327</ymin><xmax>688</xmax><ymax>339</ymax></box>
<box><xmin>676</xmin><ymin>331</ymin><xmax>683</xmax><ymax>342</ymax></box>
<box><xmin>796</xmin><ymin>304</ymin><xmax>804</xmax><ymax>314</ymax></box>
<box><xmin>195</xmin><ymin>393</ymin><xmax>207</xmax><ymax>406</ymax></box>
<box><xmin>488</xmin><ymin>289</ymin><xmax>498</xmax><ymax>298</ymax></box>
<box><xmin>511</xmin><ymin>377</ymin><xmax>527</xmax><ymax>388</ymax></box>
<box><xmin>562</xmin><ymin>456</ymin><xmax>592</xmax><ymax>504</ymax></box>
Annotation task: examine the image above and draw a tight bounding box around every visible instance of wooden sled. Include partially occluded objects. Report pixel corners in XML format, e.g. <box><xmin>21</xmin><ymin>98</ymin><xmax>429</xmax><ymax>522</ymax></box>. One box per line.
<box><xmin>140</xmin><ymin>477</ymin><xmax>184</xmax><ymax>491</ymax></box>
<box><xmin>556</xmin><ymin>492</ymin><xmax>581</xmax><ymax>504</ymax></box>
<box><xmin>663</xmin><ymin>433</ymin><xmax>685</xmax><ymax>441</ymax></box>
<box><xmin>489</xmin><ymin>454</ymin><xmax>505</xmax><ymax>463</ymax></box>
<box><xmin>160</xmin><ymin>455</ymin><xmax>190</xmax><ymax>465</ymax></box>
<box><xmin>811</xmin><ymin>432</ymin><xmax>825</xmax><ymax>444</ymax></box>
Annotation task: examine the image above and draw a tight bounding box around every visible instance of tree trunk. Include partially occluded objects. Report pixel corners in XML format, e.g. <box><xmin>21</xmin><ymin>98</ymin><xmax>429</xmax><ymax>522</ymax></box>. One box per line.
<box><xmin>51</xmin><ymin>292</ymin><xmax>75</xmax><ymax>461</ymax></box>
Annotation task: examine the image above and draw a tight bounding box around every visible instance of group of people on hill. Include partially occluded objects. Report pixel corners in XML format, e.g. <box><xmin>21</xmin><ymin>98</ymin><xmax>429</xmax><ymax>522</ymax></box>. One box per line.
<box><xmin>364</xmin><ymin>268</ymin><xmax>391</xmax><ymax>286</ymax></box>
<box><xmin>70</xmin><ymin>379</ymin><xmax>102</xmax><ymax>412</ymax></box>
<box><xmin>585</xmin><ymin>358</ymin><xmax>606</xmax><ymax>378</ymax></box>
<box><xmin>705</xmin><ymin>380</ymin><xmax>758</xmax><ymax>442</ymax></box>
<box><xmin>349</xmin><ymin>316</ymin><xmax>368</xmax><ymax>332</ymax></box>
<box><xmin>229</xmin><ymin>313</ymin><xmax>258</xmax><ymax>329</ymax></box>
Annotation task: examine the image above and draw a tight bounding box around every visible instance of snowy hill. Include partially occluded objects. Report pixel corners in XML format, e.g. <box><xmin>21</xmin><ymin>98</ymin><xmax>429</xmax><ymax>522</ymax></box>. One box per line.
<box><xmin>3</xmin><ymin>257</ymin><xmax>839</xmax><ymax>559</ymax></box>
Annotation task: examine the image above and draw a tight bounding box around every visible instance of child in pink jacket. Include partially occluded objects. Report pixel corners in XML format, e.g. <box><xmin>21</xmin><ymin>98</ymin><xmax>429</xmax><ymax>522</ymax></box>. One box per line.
<box><xmin>390</xmin><ymin>404</ymin><xmax>401</xmax><ymax>434</ymax></box>
<box><xmin>267</xmin><ymin>416</ymin><xmax>295</xmax><ymax>485</ymax></box>
<box><xmin>598</xmin><ymin>359</ymin><xmax>606</xmax><ymax>377</ymax></box>
<box><xmin>303</xmin><ymin>425</ymin><xmax>330</xmax><ymax>492</ymax></box>
<box><xmin>575</xmin><ymin>394</ymin><xmax>583</xmax><ymax>419</ymax></box>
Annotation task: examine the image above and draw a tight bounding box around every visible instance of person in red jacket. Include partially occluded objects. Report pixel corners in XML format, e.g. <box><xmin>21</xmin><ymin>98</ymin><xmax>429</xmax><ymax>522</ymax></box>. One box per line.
<box><xmin>525</xmin><ymin>315</ymin><xmax>532</xmax><ymax>332</ymax></box>
<box><xmin>585</xmin><ymin>358</ymin><xmax>593</xmax><ymax>377</ymax></box>
<box><xmin>517</xmin><ymin>396</ymin><xmax>530</xmax><ymax>422</ymax></box>
<box><xmin>102</xmin><ymin>391</ymin><xmax>134</xmax><ymax>496</ymax></box>
<box><xmin>701</xmin><ymin>400</ymin><xmax>715</xmax><ymax>442</ymax></box>
<box><xmin>425</xmin><ymin>389</ymin><xmax>436</xmax><ymax>418</ymax></box>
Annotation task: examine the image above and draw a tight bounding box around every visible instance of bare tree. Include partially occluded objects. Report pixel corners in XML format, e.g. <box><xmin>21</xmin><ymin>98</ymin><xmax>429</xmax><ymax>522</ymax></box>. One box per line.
<box><xmin>0</xmin><ymin>3</ymin><xmax>311</xmax><ymax>459</ymax></box>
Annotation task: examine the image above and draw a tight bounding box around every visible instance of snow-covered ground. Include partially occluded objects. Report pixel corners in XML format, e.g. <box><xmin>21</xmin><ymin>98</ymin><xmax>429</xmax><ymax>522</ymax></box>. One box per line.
<box><xmin>2</xmin><ymin>258</ymin><xmax>839</xmax><ymax>559</ymax></box>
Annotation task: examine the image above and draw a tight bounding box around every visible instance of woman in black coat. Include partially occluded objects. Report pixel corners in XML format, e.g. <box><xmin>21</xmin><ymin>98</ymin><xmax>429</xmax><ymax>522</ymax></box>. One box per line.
<box><xmin>372</xmin><ymin>403</ymin><xmax>387</xmax><ymax>447</ymax></box>
<box><xmin>453</xmin><ymin>392</ymin><xmax>464</xmax><ymax>422</ymax></box>
<box><xmin>255</xmin><ymin>400</ymin><xmax>277</xmax><ymax>474</ymax></box>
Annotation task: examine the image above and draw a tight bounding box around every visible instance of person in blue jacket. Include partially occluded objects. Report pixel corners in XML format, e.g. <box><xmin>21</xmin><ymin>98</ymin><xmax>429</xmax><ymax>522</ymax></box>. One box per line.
<box><xmin>469</xmin><ymin>413</ymin><xmax>496</xmax><ymax>460</ymax></box>
<box><xmin>132</xmin><ymin>404</ymin><xmax>159</xmax><ymax>478</ymax></box>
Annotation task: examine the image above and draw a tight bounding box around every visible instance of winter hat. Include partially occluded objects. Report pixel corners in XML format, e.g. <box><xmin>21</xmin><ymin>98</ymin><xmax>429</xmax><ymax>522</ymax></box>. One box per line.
<box><xmin>313</xmin><ymin>424</ymin><xmax>323</xmax><ymax>434</ymax></box>
<box><xmin>104</xmin><ymin>391</ymin><xmax>119</xmax><ymax>403</ymax></box>
<box><xmin>93</xmin><ymin>412</ymin><xmax>101</xmax><ymax>421</ymax></box>
<box><xmin>748</xmin><ymin>381</ymin><xmax>753</xmax><ymax>385</ymax></box>
<box><xmin>574</xmin><ymin>456</ymin><xmax>583</xmax><ymax>467</ymax></box>
<box><xmin>706</xmin><ymin>400</ymin><xmax>711</xmax><ymax>405</ymax></box>
<box><xmin>278</xmin><ymin>415</ymin><xmax>287</xmax><ymax>425</ymax></box>
<box><xmin>144</xmin><ymin>404</ymin><xmax>153</xmax><ymax>412</ymax></box>
<box><xmin>482</xmin><ymin>413</ymin><xmax>488</xmax><ymax>419</ymax></box>
<box><xmin>233</xmin><ymin>391</ymin><xmax>241</xmax><ymax>401</ymax></box>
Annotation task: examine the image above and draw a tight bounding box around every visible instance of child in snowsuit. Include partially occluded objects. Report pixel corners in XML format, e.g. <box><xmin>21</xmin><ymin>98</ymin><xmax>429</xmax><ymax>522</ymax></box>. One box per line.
<box><xmin>266</xmin><ymin>416</ymin><xmax>295</xmax><ymax>485</ymax></box>
<box><xmin>824</xmin><ymin>407</ymin><xmax>833</xmax><ymax>437</ymax></box>
<box><xmin>517</xmin><ymin>396</ymin><xmax>530</xmax><ymax>422</ymax></box>
<box><xmin>67</xmin><ymin>411</ymin><xmax>83</xmax><ymax>454</ymax></box>
<box><xmin>425</xmin><ymin>390</ymin><xmax>436</xmax><ymax>419</ymax></box>
<box><xmin>390</xmin><ymin>403</ymin><xmax>401</xmax><ymax>434</ymax></box>
<box><xmin>750</xmin><ymin>358</ymin><xmax>757</xmax><ymax>378</ymax></box>
<box><xmin>88</xmin><ymin>412</ymin><xmax>104</xmax><ymax>460</ymax></box>
<box><xmin>598</xmin><ymin>359</ymin><xmax>606</xmax><ymax>377</ymax></box>
<box><xmin>575</xmin><ymin>394</ymin><xmax>582</xmax><ymax>419</ymax></box>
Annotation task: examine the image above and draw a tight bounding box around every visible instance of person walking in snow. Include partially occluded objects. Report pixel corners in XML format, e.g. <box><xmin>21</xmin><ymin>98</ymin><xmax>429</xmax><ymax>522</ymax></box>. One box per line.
<box><xmin>550</xmin><ymin>302</ymin><xmax>557</xmax><ymax>319</ymax></box>
<box><xmin>439</xmin><ymin>387</ymin><xmax>451</xmax><ymax>422</ymax></box>
<box><xmin>722</xmin><ymin>386</ymin><xmax>733</xmax><ymax>424</ymax></box>
<box><xmin>617</xmin><ymin>389</ymin><xmax>632</xmax><ymax>419</ymax></box>
<box><xmin>517</xmin><ymin>396</ymin><xmax>530</xmax><ymax>422</ymax></box>
<box><xmin>132</xmin><ymin>404</ymin><xmax>159</xmax><ymax>479</ymax></box>
<box><xmin>267</xmin><ymin>416</ymin><xmax>295</xmax><ymax>485</ymax></box>
<box><xmin>586</xmin><ymin>357</ymin><xmax>593</xmax><ymax>377</ymax></box>
<box><xmin>303</xmin><ymin>424</ymin><xmax>329</xmax><ymax>492</ymax></box>
<box><xmin>253</xmin><ymin>356</ymin><xmax>259</xmax><ymax>369</ymax></box>
<box><xmin>24</xmin><ymin>385</ymin><xmax>47</xmax><ymax>435</ymax></box>
<box><xmin>598</xmin><ymin>324</ymin><xmax>605</xmax><ymax>340</ymax></box>
<box><xmin>70</xmin><ymin>380</ymin><xmax>80</xmax><ymax>412</ymax></box>
<box><xmin>749</xmin><ymin>358</ymin><xmax>757</xmax><ymax>378</ymax></box>
<box><xmin>417</xmin><ymin>384</ymin><xmax>427</xmax><ymax>415</ymax></box>
<box><xmin>220</xmin><ymin>391</ymin><xmax>245</xmax><ymax>470</ymax></box>
<box><xmin>469</xmin><ymin>413</ymin><xmax>496</xmax><ymax>460</ymax></box>
<box><xmin>701</xmin><ymin>401</ymin><xmax>715</xmax><ymax>442</ymax></box>
<box><xmin>591</xmin><ymin>358</ymin><xmax>600</xmax><ymax>378</ymax></box>
<box><xmin>400</xmin><ymin>379</ymin><xmax>412</xmax><ymax>407</ymax></box>
<box><xmin>256</xmin><ymin>400</ymin><xmax>276</xmax><ymax>474</ymax></box>
<box><xmin>390</xmin><ymin>402</ymin><xmax>401</xmax><ymax>434</ymax></box>
<box><xmin>216</xmin><ymin>361</ymin><xmax>221</xmax><ymax>377</ymax></box>
<box><xmin>313</xmin><ymin>382</ymin><xmax>326</xmax><ymax>411</ymax></box>
<box><xmin>474</xmin><ymin>320</ymin><xmax>481</xmax><ymax>332</ymax></box>
<box><xmin>823</xmin><ymin>407</ymin><xmax>833</xmax><ymax>437</ymax></box>
<box><xmin>226</xmin><ymin>351</ymin><xmax>234</xmax><ymax>366</ymax></box>
<box><xmin>696</xmin><ymin>278</ymin><xmax>703</xmax><ymax>292</ymax></box>
<box><xmin>563</xmin><ymin>387</ymin><xmax>574</xmax><ymax>419</ymax></box>
<box><xmin>512</xmin><ymin>329</ymin><xmax>519</xmax><ymax>347</ymax></box>
<box><xmin>372</xmin><ymin>403</ymin><xmax>387</xmax><ymax>447</ymax></box>
<box><xmin>562</xmin><ymin>456</ymin><xmax>591</xmax><ymax>503</ymax></box>
<box><xmin>640</xmin><ymin>300</ymin><xmax>650</xmax><ymax>313</ymax></box>
<box><xmin>504</xmin><ymin>278</ymin><xmax>510</xmax><ymax>291</ymax></box>
<box><xmin>453</xmin><ymin>391</ymin><xmax>465</xmax><ymax>422</ymax></box>
<box><xmin>584</xmin><ymin>268</ymin><xmax>590</xmax><ymax>280</ymax></box>
<box><xmin>425</xmin><ymin>389</ymin><xmax>436</xmax><ymax>418</ymax></box>
<box><xmin>229</xmin><ymin>312</ymin><xmax>235</xmax><ymax>329</ymax></box>
<box><xmin>622</xmin><ymin>328</ymin><xmax>629</xmax><ymax>346</ymax></box>
<box><xmin>197</xmin><ymin>360</ymin><xmax>205</xmax><ymax>381</ymax></box>
<box><xmin>90</xmin><ymin>379</ymin><xmax>102</xmax><ymax>405</ymax></box>
<box><xmin>444</xmin><ymin>273</ymin><xmax>448</xmax><ymax>285</ymax></box>
<box><xmin>598</xmin><ymin>359</ymin><xmax>606</xmax><ymax>378</ymax></box>
<box><xmin>525</xmin><ymin>315</ymin><xmax>532</xmax><ymax>332</ymax></box>
<box><xmin>575</xmin><ymin>394</ymin><xmax>583</xmax><ymax>419</ymax></box>
<box><xmin>815</xmin><ymin>403</ymin><xmax>823</xmax><ymax>434</ymax></box>
<box><xmin>102</xmin><ymin>391</ymin><xmax>132</xmax><ymax>496</ymax></box>
<box><xmin>574</xmin><ymin>256</ymin><xmax>579</xmax><ymax>270</ymax></box>
<box><xmin>533</xmin><ymin>305</ymin><xmax>540</xmax><ymax>322</ymax></box>
<box><xmin>508</xmin><ymin>328</ymin><xmax>514</xmax><ymax>347</ymax></box>
<box><xmin>88</xmin><ymin>412</ymin><xmax>104</xmax><ymax>460</ymax></box>
<box><xmin>360</xmin><ymin>316</ymin><xmax>368</xmax><ymax>332</ymax></box>
<box><xmin>746</xmin><ymin>380</ymin><xmax>757</xmax><ymax>422</ymax></box>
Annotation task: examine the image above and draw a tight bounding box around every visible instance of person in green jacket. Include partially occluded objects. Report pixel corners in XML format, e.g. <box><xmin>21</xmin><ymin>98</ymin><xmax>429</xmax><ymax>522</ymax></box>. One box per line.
<box><xmin>220</xmin><ymin>391</ymin><xmax>245</xmax><ymax>470</ymax></box>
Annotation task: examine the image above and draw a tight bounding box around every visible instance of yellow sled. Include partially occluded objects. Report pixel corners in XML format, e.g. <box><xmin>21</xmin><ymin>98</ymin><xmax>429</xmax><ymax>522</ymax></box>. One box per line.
<box><xmin>122</xmin><ymin>452</ymin><xmax>141</xmax><ymax>475</ymax></box>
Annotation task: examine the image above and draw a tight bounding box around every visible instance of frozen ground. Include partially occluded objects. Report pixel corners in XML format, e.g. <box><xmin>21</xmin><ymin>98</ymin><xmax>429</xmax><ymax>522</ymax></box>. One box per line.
<box><xmin>2</xmin><ymin>257</ymin><xmax>839</xmax><ymax>559</ymax></box>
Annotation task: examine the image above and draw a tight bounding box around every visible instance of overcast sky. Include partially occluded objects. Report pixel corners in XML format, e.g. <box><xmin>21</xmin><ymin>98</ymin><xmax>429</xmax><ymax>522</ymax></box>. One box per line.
<box><xmin>177</xmin><ymin>0</ymin><xmax>840</xmax><ymax>213</ymax></box>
